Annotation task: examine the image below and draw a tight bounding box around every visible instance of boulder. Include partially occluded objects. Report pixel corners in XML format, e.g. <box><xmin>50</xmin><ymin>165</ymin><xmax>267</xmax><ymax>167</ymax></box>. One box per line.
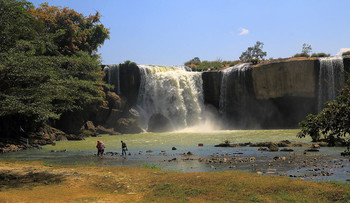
<box><xmin>116</xmin><ymin>118</ymin><xmax>143</xmax><ymax>134</ymax></box>
<box><xmin>83</xmin><ymin>121</ymin><xmax>96</xmax><ymax>132</ymax></box>
<box><xmin>95</xmin><ymin>106</ymin><xmax>110</xmax><ymax>125</ymax></box>
<box><xmin>96</xmin><ymin>125</ymin><xmax>119</xmax><ymax>135</ymax></box>
<box><xmin>268</xmin><ymin>143</ymin><xmax>279</xmax><ymax>152</ymax></box>
<box><xmin>106</xmin><ymin>91</ymin><xmax>125</xmax><ymax>110</ymax></box>
<box><xmin>105</xmin><ymin>109</ymin><xmax>123</xmax><ymax>128</ymax></box>
<box><xmin>147</xmin><ymin>114</ymin><xmax>174</xmax><ymax>132</ymax></box>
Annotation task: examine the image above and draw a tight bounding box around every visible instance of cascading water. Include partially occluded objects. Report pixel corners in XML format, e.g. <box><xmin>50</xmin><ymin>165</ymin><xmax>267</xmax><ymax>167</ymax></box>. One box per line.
<box><xmin>219</xmin><ymin>63</ymin><xmax>254</xmax><ymax>128</ymax></box>
<box><xmin>318</xmin><ymin>56</ymin><xmax>345</xmax><ymax>111</ymax></box>
<box><xmin>103</xmin><ymin>65</ymin><xmax>120</xmax><ymax>94</ymax></box>
<box><xmin>137</xmin><ymin>65</ymin><xmax>204</xmax><ymax>130</ymax></box>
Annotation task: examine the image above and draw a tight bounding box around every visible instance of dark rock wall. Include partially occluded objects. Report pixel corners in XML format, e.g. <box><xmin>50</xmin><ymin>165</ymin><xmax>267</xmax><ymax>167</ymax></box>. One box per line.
<box><xmin>202</xmin><ymin>72</ymin><xmax>222</xmax><ymax>109</ymax></box>
<box><xmin>119</xmin><ymin>64</ymin><xmax>141</xmax><ymax>108</ymax></box>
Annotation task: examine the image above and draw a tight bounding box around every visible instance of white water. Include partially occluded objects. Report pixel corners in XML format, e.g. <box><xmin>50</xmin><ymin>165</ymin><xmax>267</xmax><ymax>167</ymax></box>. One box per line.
<box><xmin>104</xmin><ymin>65</ymin><xmax>120</xmax><ymax>94</ymax></box>
<box><xmin>318</xmin><ymin>57</ymin><xmax>345</xmax><ymax>111</ymax></box>
<box><xmin>219</xmin><ymin>63</ymin><xmax>251</xmax><ymax>116</ymax></box>
<box><xmin>137</xmin><ymin>65</ymin><xmax>204</xmax><ymax>130</ymax></box>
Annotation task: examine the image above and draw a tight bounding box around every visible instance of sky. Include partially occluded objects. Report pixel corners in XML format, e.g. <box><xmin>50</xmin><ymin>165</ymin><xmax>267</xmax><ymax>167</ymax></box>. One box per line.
<box><xmin>30</xmin><ymin>0</ymin><xmax>350</xmax><ymax>66</ymax></box>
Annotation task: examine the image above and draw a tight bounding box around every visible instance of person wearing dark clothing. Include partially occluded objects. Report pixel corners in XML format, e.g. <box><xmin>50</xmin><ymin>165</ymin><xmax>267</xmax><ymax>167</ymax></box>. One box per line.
<box><xmin>96</xmin><ymin>141</ymin><xmax>105</xmax><ymax>157</ymax></box>
<box><xmin>121</xmin><ymin>140</ymin><xmax>128</xmax><ymax>157</ymax></box>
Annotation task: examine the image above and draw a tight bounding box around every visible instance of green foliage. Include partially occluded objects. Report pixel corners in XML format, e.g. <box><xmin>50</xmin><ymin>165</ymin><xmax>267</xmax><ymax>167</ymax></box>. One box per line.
<box><xmin>311</xmin><ymin>53</ymin><xmax>330</xmax><ymax>57</ymax></box>
<box><xmin>342</xmin><ymin>51</ymin><xmax>350</xmax><ymax>56</ymax></box>
<box><xmin>298</xmin><ymin>81</ymin><xmax>350</xmax><ymax>146</ymax></box>
<box><xmin>0</xmin><ymin>0</ymin><xmax>36</xmax><ymax>53</ymax></box>
<box><xmin>293</xmin><ymin>53</ymin><xmax>310</xmax><ymax>57</ymax></box>
<box><xmin>184</xmin><ymin>57</ymin><xmax>240</xmax><ymax>71</ymax></box>
<box><xmin>294</xmin><ymin>43</ymin><xmax>312</xmax><ymax>58</ymax></box>
<box><xmin>302</xmin><ymin>43</ymin><xmax>312</xmax><ymax>55</ymax></box>
<box><xmin>28</xmin><ymin>3</ymin><xmax>110</xmax><ymax>56</ymax></box>
<box><xmin>0</xmin><ymin>0</ymin><xmax>108</xmax><ymax>134</ymax></box>
<box><xmin>141</xmin><ymin>163</ymin><xmax>161</xmax><ymax>170</ymax></box>
<box><xmin>239</xmin><ymin>41</ymin><xmax>267</xmax><ymax>62</ymax></box>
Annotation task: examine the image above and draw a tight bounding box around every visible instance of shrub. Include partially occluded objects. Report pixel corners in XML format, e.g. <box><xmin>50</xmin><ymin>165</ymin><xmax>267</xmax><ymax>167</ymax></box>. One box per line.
<box><xmin>343</xmin><ymin>51</ymin><xmax>350</xmax><ymax>56</ymax></box>
<box><xmin>246</xmin><ymin>58</ymin><xmax>260</xmax><ymax>65</ymax></box>
<box><xmin>311</xmin><ymin>53</ymin><xmax>330</xmax><ymax>57</ymax></box>
<box><xmin>294</xmin><ymin>53</ymin><xmax>310</xmax><ymax>57</ymax></box>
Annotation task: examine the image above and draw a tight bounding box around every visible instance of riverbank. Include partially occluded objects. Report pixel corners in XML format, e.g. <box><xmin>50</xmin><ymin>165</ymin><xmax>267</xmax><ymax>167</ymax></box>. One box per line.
<box><xmin>0</xmin><ymin>160</ymin><xmax>349</xmax><ymax>202</ymax></box>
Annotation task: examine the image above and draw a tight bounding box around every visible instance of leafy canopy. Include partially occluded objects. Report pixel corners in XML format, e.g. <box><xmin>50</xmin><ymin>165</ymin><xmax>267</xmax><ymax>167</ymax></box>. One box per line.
<box><xmin>239</xmin><ymin>41</ymin><xmax>267</xmax><ymax>64</ymax></box>
<box><xmin>298</xmin><ymin>80</ymin><xmax>350</xmax><ymax>145</ymax></box>
<box><xmin>28</xmin><ymin>2</ymin><xmax>110</xmax><ymax>56</ymax></box>
<box><xmin>0</xmin><ymin>0</ymin><xmax>109</xmax><ymax>132</ymax></box>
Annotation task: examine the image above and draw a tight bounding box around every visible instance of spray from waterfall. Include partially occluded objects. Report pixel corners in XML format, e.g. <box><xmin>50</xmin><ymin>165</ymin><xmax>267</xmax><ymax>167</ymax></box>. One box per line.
<box><xmin>136</xmin><ymin>65</ymin><xmax>206</xmax><ymax>131</ymax></box>
<box><xmin>318</xmin><ymin>57</ymin><xmax>344</xmax><ymax>111</ymax></box>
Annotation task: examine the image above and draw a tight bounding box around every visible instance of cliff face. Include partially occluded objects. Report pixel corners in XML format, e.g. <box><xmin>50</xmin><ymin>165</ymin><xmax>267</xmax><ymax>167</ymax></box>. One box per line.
<box><xmin>201</xmin><ymin>58</ymin><xmax>324</xmax><ymax>129</ymax></box>
<box><xmin>202</xmin><ymin>72</ymin><xmax>222</xmax><ymax>108</ymax></box>
<box><xmin>252</xmin><ymin>59</ymin><xmax>318</xmax><ymax>99</ymax></box>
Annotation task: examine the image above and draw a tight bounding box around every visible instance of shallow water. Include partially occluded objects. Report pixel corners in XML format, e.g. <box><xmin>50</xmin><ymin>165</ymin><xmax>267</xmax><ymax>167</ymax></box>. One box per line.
<box><xmin>1</xmin><ymin>130</ymin><xmax>349</xmax><ymax>182</ymax></box>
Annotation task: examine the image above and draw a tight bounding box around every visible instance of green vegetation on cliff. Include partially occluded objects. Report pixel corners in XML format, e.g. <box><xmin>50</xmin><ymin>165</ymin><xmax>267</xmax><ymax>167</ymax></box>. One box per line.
<box><xmin>184</xmin><ymin>57</ymin><xmax>240</xmax><ymax>71</ymax></box>
<box><xmin>0</xmin><ymin>0</ymin><xmax>109</xmax><ymax>137</ymax></box>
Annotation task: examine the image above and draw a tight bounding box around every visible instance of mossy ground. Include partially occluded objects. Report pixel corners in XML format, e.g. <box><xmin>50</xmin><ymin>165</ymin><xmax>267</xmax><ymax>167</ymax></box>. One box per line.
<box><xmin>0</xmin><ymin>160</ymin><xmax>349</xmax><ymax>202</ymax></box>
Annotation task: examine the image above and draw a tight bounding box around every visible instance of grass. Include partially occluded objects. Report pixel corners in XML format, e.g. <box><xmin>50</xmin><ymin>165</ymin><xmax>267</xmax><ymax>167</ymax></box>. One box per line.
<box><xmin>0</xmin><ymin>160</ymin><xmax>349</xmax><ymax>202</ymax></box>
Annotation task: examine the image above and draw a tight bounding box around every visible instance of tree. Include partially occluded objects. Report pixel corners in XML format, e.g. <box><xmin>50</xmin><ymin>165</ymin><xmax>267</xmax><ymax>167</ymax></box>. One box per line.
<box><xmin>294</xmin><ymin>43</ymin><xmax>312</xmax><ymax>57</ymax></box>
<box><xmin>298</xmin><ymin>79</ymin><xmax>350</xmax><ymax>148</ymax></box>
<box><xmin>0</xmin><ymin>0</ymin><xmax>36</xmax><ymax>53</ymax></box>
<box><xmin>0</xmin><ymin>0</ymin><xmax>109</xmax><ymax>135</ymax></box>
<box><xmin>28</xmin><ymin>3</ymin><xmax>110</xmax><ymax>56</ymax></box>
<box><xmin>302</xmin><ymin>43</ymin><xmax>312</xmax><ymax>55</ymax></box>
<box><xmin>239</xmin><ymin>41</ymin><xmax>267</xmax><ymax>63</ymax></box>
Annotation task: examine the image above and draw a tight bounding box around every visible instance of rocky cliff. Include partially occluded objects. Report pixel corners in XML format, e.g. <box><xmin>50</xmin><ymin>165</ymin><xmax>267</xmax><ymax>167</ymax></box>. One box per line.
<box><xmin>252</xmin><ymin>59</ymin><xmax>318</xmax><ymax>99</ymax></box>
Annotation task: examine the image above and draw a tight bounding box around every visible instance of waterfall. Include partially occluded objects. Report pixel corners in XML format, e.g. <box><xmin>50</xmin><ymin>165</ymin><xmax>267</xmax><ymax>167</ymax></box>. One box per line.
<box><xmin>137</xmin><ymin>65</ymin><xmax>204</xmax><ymax>130</ymax></box>
<box><xmin>219</xmin><ymin>63</ymin><xmax>252</xmax><ymax>128</ymax></box>
<box><xmin>103</xmin><ymin>65</ymin><xmax>120</xmax><ymax>94</ymax></box>
<box><xmin>318</xmin><ymin>57</ymin><xmax>345</xmax><ymax>111</ymax></box>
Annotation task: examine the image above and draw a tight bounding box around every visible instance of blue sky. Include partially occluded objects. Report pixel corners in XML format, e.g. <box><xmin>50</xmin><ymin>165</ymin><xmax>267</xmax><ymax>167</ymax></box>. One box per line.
<box><xmin>30</xmin><ymin>0</ymin><xmax>350</xmax><ymax>65</ymax></box>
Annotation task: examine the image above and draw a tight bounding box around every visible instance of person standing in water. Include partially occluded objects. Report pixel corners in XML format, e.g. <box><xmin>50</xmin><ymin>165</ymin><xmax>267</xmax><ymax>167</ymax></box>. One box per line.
<box><xmin>96</xmin><ymin>141</ymin><xmax>105</xmax><ymax>157</ymax></box>
<box><xmin>121</xmin><ymin>140</ymin><xmax>128</xmax><ymax>157</ymax></box>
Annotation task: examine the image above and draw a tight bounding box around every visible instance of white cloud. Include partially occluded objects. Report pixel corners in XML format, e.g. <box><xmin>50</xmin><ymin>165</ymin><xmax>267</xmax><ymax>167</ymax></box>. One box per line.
<box><xmin>239</xmin><ymin>28</ymin><xmax>249</xmax><ymax>36</ymax></box>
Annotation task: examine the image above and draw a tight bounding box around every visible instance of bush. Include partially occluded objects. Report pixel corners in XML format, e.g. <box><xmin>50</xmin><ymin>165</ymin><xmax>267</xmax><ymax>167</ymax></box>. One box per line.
<box><xmin>311</xmin><ymin>53</ymin><xmax>330</xmax><ymax>57</ymax></box>
<box><xmin>246</xmin><ymin>58</ymin><xmax>260</xmax><ymax>65</ymax></box>
<box><xmin>294</xmin><ymin>53</ymin><xmax>310</xmax><ymax>57</ymax></box>
<box><xmin>343</xmin><ymin>51</ymin><xmax>350</xmax><ymax>56</ymax></box>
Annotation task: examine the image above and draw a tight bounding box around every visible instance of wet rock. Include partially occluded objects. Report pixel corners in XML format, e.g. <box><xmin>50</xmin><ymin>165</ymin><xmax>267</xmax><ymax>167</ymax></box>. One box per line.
<box><xmin>268</xmin><ymin>144</ymin><xmax>279</xmax><ymax>152</ymax></box>
<box><xmin>280</xmin><ymin>148</ymin><xmax>294</xmax><ymax>152</ymax></box>
<box><xmin>311</xmin><ymin>144</ymin><xmax>320</xmax><ymax>149</ymax></box>
<box><xmin>172</xmin><ymin>147</ymin><xmax>177</xmax><ymax>150</ymax></box>
<box><xmin>305</xmin><ymin>148</ymin><xmax>319</xmax><ymax>152</ymax></box>
<box><xmin>187</xmin><ymin>152</ymin><xmax>193</xmax><ymax>155</ymax></box>
<box><xmin>258</xmin><ymin>147</ymin><xmax>268</xmax><ymax>151</ymax></box>
<box><xmin>168</xmin><ymin>158</ymin><xmax>177</xmax><ymax>162</ymax></box>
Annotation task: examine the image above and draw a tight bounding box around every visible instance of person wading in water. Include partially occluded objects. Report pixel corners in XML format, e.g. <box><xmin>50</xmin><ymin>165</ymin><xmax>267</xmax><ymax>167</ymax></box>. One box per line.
<box><xmin>121</xmin><ymin>140</ymin><xmax>128</xmax><ymax>158</ymax></box>
<box><xmin>96</xmin><ymin>141</ymin><xmax>105</xmax><ymax>157</ymax></box>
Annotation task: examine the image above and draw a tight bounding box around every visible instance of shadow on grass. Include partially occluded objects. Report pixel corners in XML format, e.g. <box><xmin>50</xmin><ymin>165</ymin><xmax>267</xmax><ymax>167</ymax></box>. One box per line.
<box><xmin>0</xmin><ymin>171</ymin><xmax>64</xmax><ymax>190</ymax></box>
